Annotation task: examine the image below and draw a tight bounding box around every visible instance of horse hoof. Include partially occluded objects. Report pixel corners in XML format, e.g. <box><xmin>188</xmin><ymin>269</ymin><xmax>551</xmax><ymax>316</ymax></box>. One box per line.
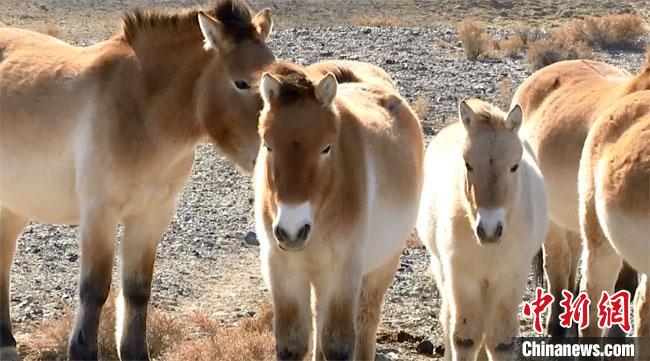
<box><xmin>0</xmin><ymin>346</ymin><xmax>20</xmax><ymax>361</ymax></box>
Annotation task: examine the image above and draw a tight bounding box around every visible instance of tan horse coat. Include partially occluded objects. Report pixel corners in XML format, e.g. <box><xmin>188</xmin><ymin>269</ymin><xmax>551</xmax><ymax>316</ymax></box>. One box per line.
<box><xmin>579</xmin><ymin>90</ymin><xmax>649</xmax><ymax>358</ymax></box>
<box><xmin>254</xmin><ymin>60</ymin><xmax>424</xmax><ymax>361</ymax></box>
<box><xmin>513</xmin><ymin>56</ymin><xmax>650</xmax><ymax>336</ymax></box>
<box><xmin>0</xmin><ymin>1</ymin><xmax>274</xmax><ymax>359</ymax></box>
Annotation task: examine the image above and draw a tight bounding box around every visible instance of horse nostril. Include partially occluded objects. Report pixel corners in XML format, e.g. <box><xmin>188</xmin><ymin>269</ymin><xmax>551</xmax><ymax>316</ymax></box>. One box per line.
<box><xmin>273</xmin><ymin>226</ymin><xmax>289</xmax><ymax>243</ymax></box>
<box><xmin>297</xmin><ymin>223</ymin><xmax>311</xmax><ymax>242</ymax></box>
<box><xmin>476</xmin><ymin>223</ymin><xmax>486</xmax><ymax>240</ymax></box>
<box><xmin>495</xmin><ymin>222</ymin><xmax>504</xmax><ymax>238</ymax></box>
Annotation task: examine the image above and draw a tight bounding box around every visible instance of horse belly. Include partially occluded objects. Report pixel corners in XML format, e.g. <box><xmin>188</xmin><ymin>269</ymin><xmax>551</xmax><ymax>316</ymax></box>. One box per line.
<box><xmin>545</xmin><ymin>170</ymin><xmax>580</xmax><ymax>233</ymax></box>
<box><xmin>597</xmin><ymin>203</ymin><xmax>650</xmax><ymax>274</ymax></box>
<box><xmin>362</xmin><ymin>199</ymin><xmax>414</xmax><ymax>275</ymax></box>
<box><xmin>1</xmin><ymin>147</ymin><xmax>79</xmax><ymax>224</ymax></box>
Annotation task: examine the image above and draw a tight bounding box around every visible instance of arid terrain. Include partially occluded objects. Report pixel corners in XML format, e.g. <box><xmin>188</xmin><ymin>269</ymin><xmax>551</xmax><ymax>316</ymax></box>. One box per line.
<box><xmin>1</xmin><ymin>1</ymin><xmax>648</xmax><ymax>360</ymax></box>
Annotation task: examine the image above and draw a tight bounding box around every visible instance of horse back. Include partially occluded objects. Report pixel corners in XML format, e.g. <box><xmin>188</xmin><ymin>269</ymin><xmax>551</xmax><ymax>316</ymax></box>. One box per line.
<box><xmin>513</xmin><ymin>60</ymin><xmax>630</xmax><ymax>231</ymax></box>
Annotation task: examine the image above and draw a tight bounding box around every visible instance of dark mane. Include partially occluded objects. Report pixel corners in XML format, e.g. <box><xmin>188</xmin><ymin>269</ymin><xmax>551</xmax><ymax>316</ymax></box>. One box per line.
<box><xmin>264</xmin><ymin>62</ymin><xmax>316</xmax><ymax>104</ymax></box>
<box><xmin>120</xmin><ymin>0</ymin><xmax>255</xmax><ymax>44</ymax></box>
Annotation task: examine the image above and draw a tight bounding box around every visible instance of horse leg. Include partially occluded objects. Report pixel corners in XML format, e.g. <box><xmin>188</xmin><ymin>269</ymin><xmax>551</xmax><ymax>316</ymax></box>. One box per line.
<box><xmin>634</xmin><ymin>274</ymin><xmax>649</xmax><ymax>360</ymax></box>
<box><xmin>116</xmin><ymin>201</ymin><xmax>176</xmax><ymax>361</ymax></box>
<box><xmin>440</xmin><ymin>297</ymin><xmax>452</xmax><ymax>361</ymax></box>
<box><xmin>579</xmin><ymin>198</ymin><xmax>622</xmax><ymax>337</ymax></box>
<box><xmin>316</xmin><ymin>262</ymin><xmax>361</xmax><ymax>361</ymax></box>
<box><xmin>605</xmin><ymin>262</ymin><xmax>638</xmax><ymax>338</ymax></box>
<box><xmin>68</xmin><ymin>205</ymin><xmax>118</xmax><ymax>360</ymax></box>
<box><xmin>484</xmin><ymin>269</ymin><xmax>527</xmax><ymax>361</ymax></box>
<box><xmin>355</xmin><ymin>251</ymin><xmax>400</xmax><ymax>361</ymax></box>
<box><xmin>543</xmin><ymin>221</ymin><xmax>571</xmax><ymax>338</ymax></box>
<box><xmin>449</xmin><ymin>274</ymin><xmax>483</xmax><ymax>361</ymax></box>
<box><xmin>267</xmin><ymin>253</ymin><xmax>311</xmax><ymax>361</ymax></box>
<box><xmin>0</xmin><ymin>208</ymin><xmax>27</xmax><ymax>361</ymax></box>
<box><xmin>566</xmin><ymin>230</ymin><xmax>582</xmax><ymax>294</ymax></box>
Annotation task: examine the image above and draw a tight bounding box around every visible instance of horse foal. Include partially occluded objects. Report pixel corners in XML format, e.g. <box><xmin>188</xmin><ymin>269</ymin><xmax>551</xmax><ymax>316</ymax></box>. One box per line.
<box><xmin>417</xmin><ymin>99</ymin><xmax>548</xmax><ymax>361</ymax></box>
<box><xmin>254</xmin><ymin>60</ymin><xmax>424</xmax><ymax>361</ymax></box>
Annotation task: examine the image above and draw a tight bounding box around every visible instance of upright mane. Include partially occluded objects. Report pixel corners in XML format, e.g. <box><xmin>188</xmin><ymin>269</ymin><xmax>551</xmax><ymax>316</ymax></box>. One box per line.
<box><xmin>263</xmin><ymin>61</ymin><xmax>316</xmax><ymax>104</ymax></box>
<box><xmin>463</xmin><ymin>98</ymin><xmax>507</xmax><ymax>128</ymax></box>
<box><xmin>120</xmin><ymin>0</ymin><xmax>255</xmax><ymax>44</ymax></box>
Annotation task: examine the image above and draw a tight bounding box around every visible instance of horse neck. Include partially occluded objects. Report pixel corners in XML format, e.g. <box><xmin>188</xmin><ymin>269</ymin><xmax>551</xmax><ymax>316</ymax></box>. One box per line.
<box><xmin>114</xmin><ymin>34</ymin><xmax>211</xmax><ymax>144</ymax></box>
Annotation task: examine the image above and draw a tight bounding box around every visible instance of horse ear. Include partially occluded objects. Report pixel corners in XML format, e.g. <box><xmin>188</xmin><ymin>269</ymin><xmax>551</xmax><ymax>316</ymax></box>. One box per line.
<box><xmin>252</xmin><ymin>8</ymin><xmax>272</xmax><ymax>42</ymax></box>
<box><xmin>315</xmin><ymin>73</ymin><xmax>337</xmax><ymax>107</ymax></box>
<box><xmin>260</xmin><ymin>73</ymin><xmax>281</xmax><ymax>105</ymax></box>
<box><xmin>458</xmin><ymin>100</ymin><xmax>473</xmax><ymax>131</ymax></box>
<box><xmin>198</xmin><ymin>11</ymin><xmax>234</xmax><ymax>53</ymax></box>
<box><xmin>505</xmin><ymin>104</ymin><xmax>523</xmax><ymax>133</ymax></box>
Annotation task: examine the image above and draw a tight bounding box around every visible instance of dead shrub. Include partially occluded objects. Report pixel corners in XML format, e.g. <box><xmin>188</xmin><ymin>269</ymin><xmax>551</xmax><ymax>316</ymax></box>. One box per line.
<box><xmin>514</xmin><ymin>25</ymin><xmax>545</xmax><ymax>46</ymax></box>
<box><xmin>20</xmin><ymin>299</ymin><xmax>274</xmax><ymax>361</ymax></box>
<box><xmin>242</xmin><ymin>302</ymin><xmax>273</xmax><ymax>333</ymax></box>
<box><xmin>458</xmin><ymin>21</ymin><xmax>498</xmax><ymax>60</ymax></box>
<box><xmin>18</xmin><ymin>313</ymin><xmax>72</xmax><ymax>361</ymax></box>
<box><xmin>497</xmin><ymin>77</ymin><xmax>514</xmax><ymax>108</ymax></box>
<box><xmin>526</xmin><ymin>37</ymin><xmax>592</xmax><ymax>70</ymax></box>
<box><xmin>147</xmin><ymin>309</ymin><xmax>184</xmax><ymax>359</ymax></box>
<box><xmin>20</xmin><ymin>293</ymin><xmax>181</xmax><ymax>360</ymax></box>
<box><xmin>557</xmin><ymin>14</ymin><xmax>647</xmax><ymax>50</ymax></box>
<box><xmin>166</xmin><ymin>304</ymin><xmax>274</xmax><ymax>361</ymax></box>
<box><xmin>411</xmin><ymin>95</ymin><xmax>429</xmax><ymax>120</ymax></box>
<box><xmin>353</xmin><ymin>14</ymin><xmax>404</xmax><ymax>27</ymax></box>
<box><xmin>499</xmin><ymin>36</ymin><xmax>525</xmax><ymax>58</ymax></box>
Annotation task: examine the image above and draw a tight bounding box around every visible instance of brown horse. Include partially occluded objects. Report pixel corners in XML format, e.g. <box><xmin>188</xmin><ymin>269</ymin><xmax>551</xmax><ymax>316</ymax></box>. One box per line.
<box><xmin>254</xmin><ymin>60</ymin><xmax>424</xmax><ymax>361</ymax></box>
<box><xmin>513</xmin><ymin>53</ymin><xmax>650</xmax><ymax>337</ymax></box>
<box><xmin>0</xmin><ymin>1</ymin><xmax>274</xmax><ymax>359</ymax></box>
<box><xmin>578</xmin><ymin>90</ymin><xmax>649</xmax><ymax>358</ymax></box>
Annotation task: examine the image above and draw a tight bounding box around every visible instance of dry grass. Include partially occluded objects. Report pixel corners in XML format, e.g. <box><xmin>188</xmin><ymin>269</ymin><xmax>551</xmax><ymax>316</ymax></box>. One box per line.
<box><xmin>18</xmin><ymin>295</ymin><xmax>274</xmax><ymax>361</ymax></box>
<box><xmin>458</xmin><ymin>14</ymin><xmax>647</xmax><ymax>69</ymax></box>
<box><xmin>166</xmin><ymin>303</ymin><xmax>274</xmax><ymax>361</ymax></box>
<box><xmin>457</xmin><ymin>21</ymin><xmax>498</xmax><ymax>60</ymax></box>
<box><xmin>497</xmin><ymin>77</ymin><xmax>514</xmax><ymax>109</ymax></box>
<box><xmin>411</xmin><ymin>95</ymin><xmax>429</xmax><ymax>120</ymax></box>
<box><xmin>525</xmin><ymin>37</ymin><xmax>592</xmax><ymax>70</ymax></box>
<box><xmin>558</xmin><ymin>14</ymin><xmax>647</xmax><ymax>50</ymax></box>
<box><xmin>498</xmin><ymin>36</ymin><xmax>526</xmax><ymax>58</ymax></box>
<box><xmin>353</xmin><ymin>14</ymin><xmax>405</xmax><ymax>27</ymax></box>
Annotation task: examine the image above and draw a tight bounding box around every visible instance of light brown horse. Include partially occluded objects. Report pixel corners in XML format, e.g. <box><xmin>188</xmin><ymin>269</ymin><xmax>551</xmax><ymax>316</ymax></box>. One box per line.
<box><xmin>578</xmin><ymin>90</ymin><xmax>649</xmax><ymax>358</ymax></box>
<box><xmin>0</xmin><ymin>1</ymin><xmax>274</xmax><ymax>359</ymax></box>
<box><xmin>254</xmin><ymin>60</ymin><xmax>424</xmax><ymax>361</ymax></box>
<box><xmin>513</xmin><ymin>53</ymin><xmax>650</xmax><ymax>337</ymax></box>
<box><xmin>417</xmin><ymin>99</ymin><xmax>548</xmax><ymax>361</ymax></box>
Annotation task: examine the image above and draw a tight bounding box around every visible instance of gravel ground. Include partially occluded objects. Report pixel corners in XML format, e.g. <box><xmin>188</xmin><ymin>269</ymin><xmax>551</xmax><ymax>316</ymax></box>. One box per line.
<box><xmin>2</xmin><ymin>1</ymin><xmax>648</xmax><ymax>360</ymax></box>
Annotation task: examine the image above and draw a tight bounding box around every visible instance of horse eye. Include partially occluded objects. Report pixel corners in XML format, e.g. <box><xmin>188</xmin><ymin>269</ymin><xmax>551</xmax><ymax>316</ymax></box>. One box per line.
<box><xmin>510</xmin><ymin>164</ymin><xmax>519</xmax><ymax>172</ymax></box>
<box><xmin>264</xmin><ymin>144</ymin><xmax>272</xmax><ymax>152</ymax></box>
<box><xmin>234</xmin><ymin>80</ymin><xmax>250</xmax><ymax>90</ymax></box>
<box><xmin>465</xmin><ymin>162</ymin><xmax>473</xmax><ymax>172</ymax></box>
<box><xmin>321</xmin><ymin>145</ymin><xmax>331</xmax><ymax>154</ymax></box>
